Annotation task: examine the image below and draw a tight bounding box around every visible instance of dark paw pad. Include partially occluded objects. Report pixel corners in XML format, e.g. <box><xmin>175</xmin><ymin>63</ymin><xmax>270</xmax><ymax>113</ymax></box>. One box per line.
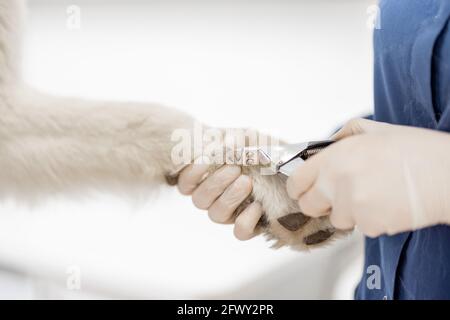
<box><xmin>304</xmin><ymin>230</ymin><xmax>334</xmax><ymax>245</ymax></box>
<box><xmin>277</xmin><ymin>212</ymin><xmax>310</xmax><ymax>231</ymax></box>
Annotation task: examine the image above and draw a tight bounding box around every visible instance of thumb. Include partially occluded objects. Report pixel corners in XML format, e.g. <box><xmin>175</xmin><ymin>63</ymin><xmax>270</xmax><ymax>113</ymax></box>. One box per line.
<box><xmin>331</xmin><ymin>118</ymin><xmax>390</xmax><ymax>141</ymax></box>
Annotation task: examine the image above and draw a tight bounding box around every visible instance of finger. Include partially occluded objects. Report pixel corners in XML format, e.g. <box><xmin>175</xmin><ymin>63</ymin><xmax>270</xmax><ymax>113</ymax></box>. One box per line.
<box><xmin>208</xmin><ymin>175</ymin><xmax>253</xmax><ymax>223</ymax></box>
<box><xmin>354</xmin><ymin>207</ymin><xmax>386</xmax><ymax>238</ymax></box>
<box><xmin>329</xmin><ymin>212</ymin><xmax>355</xmax><ymax>231</ymax></box>
<box><xmin>328</xmin><ymin>190</ymin><xmax>355</xmax><ymax>230</ymax></box>
<box><xmin>297</xmin><ymin>183</ymin><xmax>331</xmax><ymax>218</ymax></box>
<box><xmin>286</xmin><ymin>154</ymin><xmax>324</xmax><ymax>200</ymax></box>
<box><xmin>331</xmin><ymin>118</ymin><xmax>389</xmax><ymax>140</ymax></box>
<box><xmin>191</xmin><ymin>165</ymin><xmax>241</xmax><ymax>210</ymax></box>
<box><xmin>355</xmin><ymin>221</ymin><xmax>384</xmax><ymax>238</ymax></box>
<box><xmin>234</xmin><ymin>202</ymin><xmax>264</xmax><ymax>241</ymax></box>
<box><xmin>177</xmin><ymin>163</ymin><xmax>211</xmax><ymax>195</ymax></box>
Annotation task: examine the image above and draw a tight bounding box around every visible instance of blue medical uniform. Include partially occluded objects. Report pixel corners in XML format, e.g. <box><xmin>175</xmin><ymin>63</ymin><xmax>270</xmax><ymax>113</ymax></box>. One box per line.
<box><xmin>355</xmin><ymin>0</ymin><xmax>450</xmax><ymax>300</ymax></box>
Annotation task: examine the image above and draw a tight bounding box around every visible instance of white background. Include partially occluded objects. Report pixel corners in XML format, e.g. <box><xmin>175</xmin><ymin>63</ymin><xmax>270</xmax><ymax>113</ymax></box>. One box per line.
<box><xmin>0</xmin><ymin>0</ymin><xmax>374</xmax><ymax>299</ymax></box>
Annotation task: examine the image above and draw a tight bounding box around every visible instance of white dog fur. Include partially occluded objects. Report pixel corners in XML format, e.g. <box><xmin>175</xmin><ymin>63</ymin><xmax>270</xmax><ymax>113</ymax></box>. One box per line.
<box><xmin>0</xmin><ymin>0</ymin><xmax>344</xmax><ymax>250</ymax></box>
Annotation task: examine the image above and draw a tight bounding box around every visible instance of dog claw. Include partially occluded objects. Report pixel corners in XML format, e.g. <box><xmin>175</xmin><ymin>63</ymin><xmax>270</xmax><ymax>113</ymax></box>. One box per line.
<box><xmin>164</xmin><ymin>173</ymin><xmax>179</xmax><ymax>186</ymax></box>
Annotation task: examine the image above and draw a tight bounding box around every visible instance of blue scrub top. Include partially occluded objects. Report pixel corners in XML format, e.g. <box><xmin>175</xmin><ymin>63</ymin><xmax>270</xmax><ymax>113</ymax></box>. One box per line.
<box><xmin>355</xmin><ymin>0</ymin><xmax>450</xmax><ymax>300</ymax></box>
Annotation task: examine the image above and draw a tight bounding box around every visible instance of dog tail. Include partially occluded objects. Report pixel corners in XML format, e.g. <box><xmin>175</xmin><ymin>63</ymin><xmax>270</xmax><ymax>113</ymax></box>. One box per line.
<box><xmin>0</xmin><ymin>0</ymin><xmax>25</xmax><ymax>85</ymax></box>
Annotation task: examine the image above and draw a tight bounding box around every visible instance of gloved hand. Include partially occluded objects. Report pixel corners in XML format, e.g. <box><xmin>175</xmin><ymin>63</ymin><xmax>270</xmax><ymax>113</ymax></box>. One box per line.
<box><xmin>177</xmin><ymin>163</ymin><xmax>263</xmax><ymax>240</ymax></box>
<box><xmin>286</xmin><ymin>118</ymin><xmax>450</xmax><ymax>237</ymax></box>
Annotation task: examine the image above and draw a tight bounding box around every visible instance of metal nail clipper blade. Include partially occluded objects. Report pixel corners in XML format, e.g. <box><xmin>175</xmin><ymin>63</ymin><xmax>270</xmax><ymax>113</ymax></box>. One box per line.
<box><xmin>240</xmin><ymin>140</ymin><xmax>334</xmax><ymax>179</ymax></box>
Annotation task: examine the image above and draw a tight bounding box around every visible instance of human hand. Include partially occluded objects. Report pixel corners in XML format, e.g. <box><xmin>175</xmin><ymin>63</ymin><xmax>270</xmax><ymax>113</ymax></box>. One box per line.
<box><xmin>177</xmin><ymin>163</ymin><xmax>264</xmax><ymax>240</ymax></box>
<box><xmin>172</xmin><ymin>130</ymin><xmax>344</xmax><ymax>249</ymax></box>
<box><xmin>286</xmin><ymin>118</ymin><xmax>450</xmax><ymax>237</ymax></box>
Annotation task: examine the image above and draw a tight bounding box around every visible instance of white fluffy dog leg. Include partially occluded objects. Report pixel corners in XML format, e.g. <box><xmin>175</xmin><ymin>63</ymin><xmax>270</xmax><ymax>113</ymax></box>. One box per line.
<box><xmin>0</xmin><ymin>0</ymin><xmax>25</xmax><ymax>85</ymax></box>
<box><xmin>0</xmin><ymin>87</ymin><xmax>194</xmax><ymax>200</ymax></box>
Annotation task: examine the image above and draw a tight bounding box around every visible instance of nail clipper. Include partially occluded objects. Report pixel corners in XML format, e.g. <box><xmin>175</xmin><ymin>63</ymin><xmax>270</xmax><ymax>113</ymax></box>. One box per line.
<box><xmin>240</xmin><ymin>140</ymin><xmax>334</xmax><ymax>178</ymax></box>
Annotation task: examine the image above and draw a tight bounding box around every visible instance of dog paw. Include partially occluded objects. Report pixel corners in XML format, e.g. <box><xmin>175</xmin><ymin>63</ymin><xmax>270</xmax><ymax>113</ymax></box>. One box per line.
<box><xmin>241</xmin><ymin>166</ymin><xmax>347</xmax><ymax>250</ymax></box>
<box><xmin>164</xmin><ymin>143</ymin><xmax>347</xmax><ymax>250</ymax></box>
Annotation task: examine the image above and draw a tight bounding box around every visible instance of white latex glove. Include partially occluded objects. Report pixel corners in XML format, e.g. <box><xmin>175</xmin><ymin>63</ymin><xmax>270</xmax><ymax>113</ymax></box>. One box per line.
<box><xmin>286</xmin><ymin>118</ymin><xmax>450</xmax><ymax>237</ymax></box>
<box><xmin>178</xmin><ymin>163</ymin><xmax>263</xmax><ymax>240</ymax></box>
